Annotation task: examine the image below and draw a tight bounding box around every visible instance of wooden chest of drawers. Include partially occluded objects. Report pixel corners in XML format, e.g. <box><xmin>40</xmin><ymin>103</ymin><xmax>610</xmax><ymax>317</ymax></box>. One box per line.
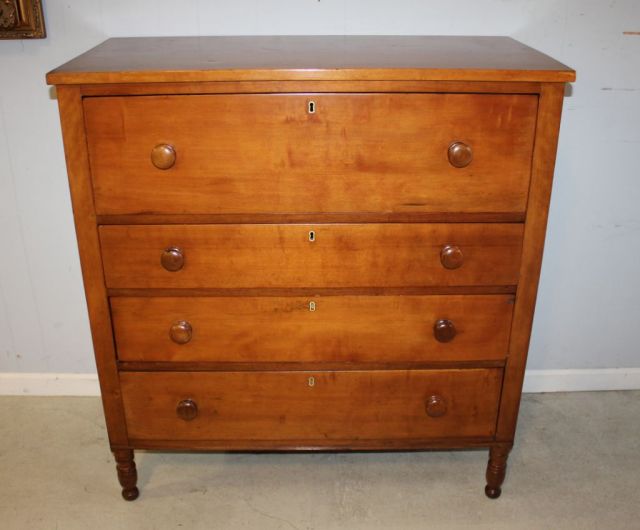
<box><xmin>47</xmin><ymin>36</ymin><xmax>574</xmax><ymax>501</ymax></box>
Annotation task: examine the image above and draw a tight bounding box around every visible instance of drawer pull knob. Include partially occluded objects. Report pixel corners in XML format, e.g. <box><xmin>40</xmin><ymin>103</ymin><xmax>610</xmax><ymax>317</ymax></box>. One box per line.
<box><xmin>170</xmin><ymin>320</ymin><xmax>192</xmax><ymax>344</ymax></box>
<box><xmin>448</xmin><ymin>141</ymin><xmax>473</xmax><ymax>168</ymax></box>
<box><xmin>434</xmin><ymin>319</ymin><xmax>456</xmax><ymax>343</ymax></box>
<box><xmin>161</xmin><ymin>247</ymin><xmax>184</xmax><ymax>272</ymax></box>
<box><xmin>425</xmin><ymin>395</ymin><xmax>448</xmax><ymax>418</ymax></box>
<box><xmin>176</xmin><ymin>399</ymin><xmax>198</xmax><ymax>421</ymax></box>
<box><xmin>440</xmin><ymin>245</ymin><xmax>464</xmax><ymax>269</ymax></box>
<box><xmin>151</xmin><ymin>143</ymin><xmax>176</xmax><ymax>170</ymax></box>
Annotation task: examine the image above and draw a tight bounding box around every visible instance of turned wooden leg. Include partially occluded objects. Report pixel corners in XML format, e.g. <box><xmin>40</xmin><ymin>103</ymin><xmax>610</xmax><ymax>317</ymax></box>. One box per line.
<box><xmin>114</xmin><ymin>449</ymin><xmax>139</xmax><ymax>501</ymax></box>
<box><xmin>485</xmin><ymin>444</ymin><xmax>512</xmax><ymax>499</ymax></box>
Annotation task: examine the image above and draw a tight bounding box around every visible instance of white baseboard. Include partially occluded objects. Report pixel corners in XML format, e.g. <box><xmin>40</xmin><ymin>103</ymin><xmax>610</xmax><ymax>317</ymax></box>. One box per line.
<box><xmin>0</xmin><ymin>369</ymin><xmax>639</xmax><ymax>396</ymax></box>
<box><xmin>0</xmin><ymin>373</ymin><xmax>100</xmax><ymax>396</ymax></box>
<box><xmin>522</xmin><ymin>368</ymin><xmax>640</xmax><ymax>393</ymax></box>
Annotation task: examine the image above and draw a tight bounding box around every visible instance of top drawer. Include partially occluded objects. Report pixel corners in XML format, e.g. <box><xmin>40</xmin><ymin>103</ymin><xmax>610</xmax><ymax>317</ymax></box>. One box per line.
<box><xmin>84</xmin><ymin>93</ymin><xmax>537</xmax><ymax>215</ymax></box>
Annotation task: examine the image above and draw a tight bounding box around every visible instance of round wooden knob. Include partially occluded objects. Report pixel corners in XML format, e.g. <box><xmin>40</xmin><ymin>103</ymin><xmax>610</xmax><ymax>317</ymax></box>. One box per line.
<box><xmin>151</xmin><ymin>143</ymin><xmax>176</xmax><ymax>170</ymax></box>
<box><xmin>434</xmin><ymin>319</ymin><xmax>456</xmax><ymax>343</ymax></box>
<box><xmin>425</xmin><ymin>395</ymin><xmax>447</xmax><ymax>418</ymax></box>
<box><xmin>161</xmin><ymin>247</ymin><xmax>184</xmax><ymax>272</ymax></box>
<box><xmin>440</xmin><ymin>245</ymin><xmax>464</xmax><ymax>269</ymax></box>
<box><xmin>170</xmin><ymin>320</ymin><xmax>192</xmax><ymax>344</ymax></box>
<box><xmin>448</xmin><ymin>142</ymin><xmax>473</xmax><ymax>168</ymax></box>
<box><xmin>176</xmin><ymin>399</ymin><xmax>198</xmax><ymax>421</ymax></box>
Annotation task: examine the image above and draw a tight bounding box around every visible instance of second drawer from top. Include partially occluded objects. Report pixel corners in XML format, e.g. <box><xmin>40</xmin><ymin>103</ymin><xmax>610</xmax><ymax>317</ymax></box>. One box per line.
<box><xmin>100</xmin><ymin>223</ymin><xmax>524</xmax><ymax>289</ymax></box>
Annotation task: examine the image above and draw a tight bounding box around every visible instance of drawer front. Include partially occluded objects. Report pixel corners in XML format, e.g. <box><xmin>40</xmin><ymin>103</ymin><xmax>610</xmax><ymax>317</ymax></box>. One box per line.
<box><xmin>120</xmin><ymin>369</ymin><xmax>503</xmax><ymax>441</ymax></box>
<box><xmin>112</xmin><ymin>295</ymin><xmax>514</xmax><ymax>363</ymax></box>
<box><xmin>100</xmin><ymin>223</ymin><xmax>523</xmax><ymax>289</ymax></box>
<box><xmin>84</xmin><ymin>93</ymin><xmax>537</xmax><ymax>215</ymax></box>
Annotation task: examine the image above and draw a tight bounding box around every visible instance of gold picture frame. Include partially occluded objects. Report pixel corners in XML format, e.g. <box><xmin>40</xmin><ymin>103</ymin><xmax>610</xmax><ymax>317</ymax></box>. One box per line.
<box><xmin>0</xmin><ymin>0</ymin><xmax>46</xmax><ymax>39</ymax></box>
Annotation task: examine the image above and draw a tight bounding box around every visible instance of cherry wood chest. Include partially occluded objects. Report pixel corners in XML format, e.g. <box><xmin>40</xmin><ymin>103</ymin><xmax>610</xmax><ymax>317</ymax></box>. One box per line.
<box><xmin>47</xmin><ymin>36</ymin><xmax>574</xmax><ymax>500</ymax></box>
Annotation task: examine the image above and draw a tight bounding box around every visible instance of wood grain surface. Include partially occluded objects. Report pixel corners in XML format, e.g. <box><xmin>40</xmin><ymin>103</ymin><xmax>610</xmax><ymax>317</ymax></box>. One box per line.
<box><xmin>99</xmin><ymin>223</ymin><xmax>524</xmax><ymax>289</ymax></box>
<box><xmin>55</xmin><ymin>86</ymin><xmax>129</xmax><ymax>446</ymax></box>
<box><xmin>111</xmin><ymin>294</ymin><xmax>514</xmax><ymax>363</ymax></box>
<box><xmin>46</xmin><ymin>36</ymin><xmax>575</xmax><ymax>84</ymax></box>
<box><xmin>84</xmin><ymin>93</ymin><xmax>537</xmax><ymax>215</ymax></box>
<box><xmin>120</xmin><ymin>368</ymin><xmax>503</xmax><ymax>441</ymax></box>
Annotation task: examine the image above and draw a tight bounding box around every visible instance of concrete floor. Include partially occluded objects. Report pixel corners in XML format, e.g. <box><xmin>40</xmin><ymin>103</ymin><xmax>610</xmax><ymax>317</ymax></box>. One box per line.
<box><xmin>0</xmin><ymin>392</ymin><xmax>638</xmax><ymax>529</ymax></box>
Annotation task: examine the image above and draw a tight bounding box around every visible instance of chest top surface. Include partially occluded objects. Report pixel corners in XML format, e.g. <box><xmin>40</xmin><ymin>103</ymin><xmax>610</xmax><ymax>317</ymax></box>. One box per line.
<box><xmin>46</xmin><ymin>35</ymin><xmax>575</xmax><ymax>85</ymax></box>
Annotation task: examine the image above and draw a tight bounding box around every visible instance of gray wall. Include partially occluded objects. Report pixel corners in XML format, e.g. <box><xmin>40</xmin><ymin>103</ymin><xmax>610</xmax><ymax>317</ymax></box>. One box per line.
<box><xmin>1</xmin><ymin>1</ymin><xmax>639</xmax><ymax>373</ymax></box>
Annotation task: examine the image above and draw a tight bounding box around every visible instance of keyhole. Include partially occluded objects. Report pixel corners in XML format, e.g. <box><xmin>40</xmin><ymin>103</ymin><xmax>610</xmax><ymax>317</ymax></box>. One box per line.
<box><xmin>308</xmin><ymin>101</ymin><xmax>316</xmax><ymax>114</ymax></box>
<box><xmin>308</xmin><ymin>230</ymin><xmax>315</xmax><ymax>242</ymax></box>
<box><xmin>308</xmin><ymin>376</ymin><xmax>315</xmax><ymax>387</ymax></box>
<box><xmin>309</xmin><ymin>301</ymin><xmax>316</xmax><ymax>312</ymax></box>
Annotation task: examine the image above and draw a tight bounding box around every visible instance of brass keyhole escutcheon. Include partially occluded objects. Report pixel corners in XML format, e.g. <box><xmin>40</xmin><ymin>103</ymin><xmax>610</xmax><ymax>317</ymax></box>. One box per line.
<box><xmin>308</xmin><ymin>376</ymin><xmax>315</xmax><ymax>387</ymax></box>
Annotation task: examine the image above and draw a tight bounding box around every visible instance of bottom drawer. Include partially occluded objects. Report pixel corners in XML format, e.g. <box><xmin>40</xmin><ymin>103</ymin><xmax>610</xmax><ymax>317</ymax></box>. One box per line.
<box><xmin>120</xmin><ymin>369</ymin><xmax>502</xmax><ymax>443</ymax></box>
